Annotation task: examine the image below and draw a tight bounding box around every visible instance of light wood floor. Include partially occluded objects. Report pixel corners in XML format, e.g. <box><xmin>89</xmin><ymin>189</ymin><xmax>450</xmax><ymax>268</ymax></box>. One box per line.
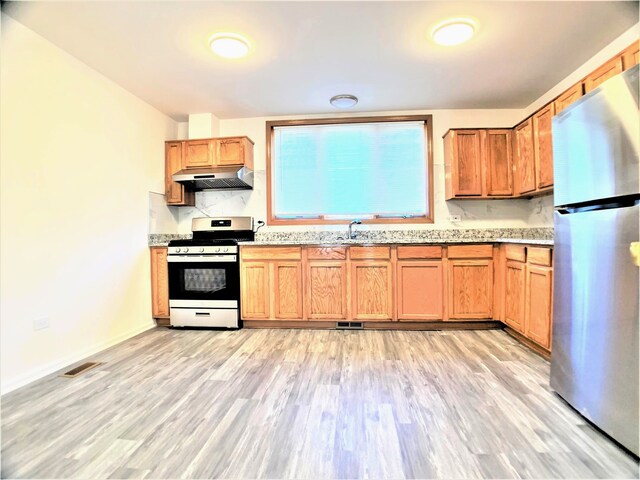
<box><xmin>1</xmin><ymin>328</ymin><xmax>638</xmax><ymax>479</ymax></box>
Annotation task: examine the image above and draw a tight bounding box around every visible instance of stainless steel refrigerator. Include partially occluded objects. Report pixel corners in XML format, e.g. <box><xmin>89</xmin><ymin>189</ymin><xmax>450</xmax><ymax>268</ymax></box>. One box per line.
<box><xmin>550</xmin><ymin>65</ymin><xmax>639</xmax><ymax>456</ymax></box>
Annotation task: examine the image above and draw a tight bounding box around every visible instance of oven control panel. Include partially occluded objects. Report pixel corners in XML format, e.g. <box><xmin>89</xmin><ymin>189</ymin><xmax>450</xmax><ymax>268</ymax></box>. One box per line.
<box><xmin>168</xmin><ymin>245</ymin><xmax>238</xmax><ymax>255</ymax></box>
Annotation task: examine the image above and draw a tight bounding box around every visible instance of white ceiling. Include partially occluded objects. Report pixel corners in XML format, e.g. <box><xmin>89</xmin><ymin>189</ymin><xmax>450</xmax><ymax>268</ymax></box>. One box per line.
<box><xmin>3</xmin><ymin>1</ymin><xmax>638</xmax><ymax>120</ymax></box>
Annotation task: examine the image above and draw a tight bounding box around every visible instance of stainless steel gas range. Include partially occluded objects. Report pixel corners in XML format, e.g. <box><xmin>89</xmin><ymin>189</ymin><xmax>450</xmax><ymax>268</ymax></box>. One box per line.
<box><xmin>167</xmin><ymin>217</ymin><xmax>255</xmax><ymax>328</ymax></box>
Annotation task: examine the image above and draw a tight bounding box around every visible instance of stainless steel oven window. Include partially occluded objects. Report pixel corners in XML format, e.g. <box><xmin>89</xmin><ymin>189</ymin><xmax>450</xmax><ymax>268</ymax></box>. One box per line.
<box><xmin>183</xmin><ymin>268</ymin><xmax>227</xmax><ymax>293</ymax></box>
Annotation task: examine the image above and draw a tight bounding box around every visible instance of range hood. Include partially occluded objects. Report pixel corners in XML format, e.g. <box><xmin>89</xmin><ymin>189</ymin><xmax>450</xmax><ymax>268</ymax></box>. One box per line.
<box><xmin>172</xmin><ymin>166</ymin><xmax>253</xmax><ymax>190</ymax></box>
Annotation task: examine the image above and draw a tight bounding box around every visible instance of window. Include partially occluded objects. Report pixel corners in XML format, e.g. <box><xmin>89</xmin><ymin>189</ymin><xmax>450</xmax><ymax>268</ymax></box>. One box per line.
<box><xmin>266</xmin><ymin>115</ymin><xmax>433</xmax><ymax>225</ymax></box>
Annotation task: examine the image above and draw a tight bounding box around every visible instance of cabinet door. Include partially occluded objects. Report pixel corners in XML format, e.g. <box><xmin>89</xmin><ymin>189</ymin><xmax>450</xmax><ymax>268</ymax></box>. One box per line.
<box><xmin>622</xmin><ymin>41</ymin><xmax>639</xmax><ymax>71</ymax></box>
<box><xmin>150</xmin><ymin>247</ymin><xmax>169</xmax><ymax>318</ymax></box>
<box><xmin>306</xmin><ymin>261</ymin><xmax>347</xmax><ymax>320</ymax></box>
<box><xmin>554</xmin><ymin>83</ymin><xmax>583</xmax><ymax>114</ymax></box>
<box><xmin>453</xmin><ymin>130</ymin><xmax>483</xmax><ymax>196</ymax></box>
<box><xmin>533</xmin><ymin>103</ymin><xmax>555</xmax><ymax>189</ymax></box>
<box><xmin>165</xmin><ymin>142</ymin><xmax>194</xmax><ymax>206</ymax></box>
<box><xmin>525</xmin><ymin>265</ymin><xmax>553</xmax><ymax>349</ymax></box>
<box><xmin>504</xmin><ymin>260</ymin><xmax>526</xmax><ymax>333</ymax></box>
<box><xmin>484</xmin><ymin>129</ymin><xmax>513</xmax><ymax>196</ymax></box>
<box><xmin>584</xmin><ymin>56</ymin><xmax>623</xmax><ymax>93</ymax></box>
<box><xmin>397</xmin><ymin>261</ymin><xmax>443</xmax><ymax>321</ymax></box>
<box><xmin>514</xmin><ymin>119</ymin><xmax>536</xmax><ymax>195</ymax></box>
<box><xmin>448</xmin><ymin>259</ymin><xmax>493</xmax><ymax>320</ymax></box>
<box><xmin>350</xmin><ymin>261</ymin><xmax>393</xmax><ymax>320</ymax></box>
<box><xmin>183</xmin><ymin>139</ymin><xmax>214</xmax><ymax>169</ymax></box>
<box><xmin>240</xmin><ymin>261</ymin><xmax>270</xmax><ymax>319</ymax></box>
<box><xmin>215</xmin><ymin>138</ymin><xmax>245</xmax><ymax>166</ymax></box>
<box><xmin>273</xmin><ymin>262</ymin><xmax>303</xmax><ymax>319</ymax></box>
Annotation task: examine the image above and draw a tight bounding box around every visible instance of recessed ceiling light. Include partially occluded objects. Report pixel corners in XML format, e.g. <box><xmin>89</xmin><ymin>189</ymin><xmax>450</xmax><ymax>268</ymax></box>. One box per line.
<box><xmin>432</xmin><ymin>18</ymin><xmax>476</xmax><ymax>46</ymax></box>
<box><xmin>208</xmin><ymin>33</ymin><xmax>251</xmax><ymax>59</ymax></box>
<box><xmin>330</xmin><ymin>94</ymin><xmax>358</xmax><ymax>108</ymax></box>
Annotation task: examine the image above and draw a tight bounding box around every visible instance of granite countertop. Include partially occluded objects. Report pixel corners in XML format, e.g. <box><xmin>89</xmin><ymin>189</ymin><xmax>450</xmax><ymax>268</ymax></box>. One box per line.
<box><xmin>150</xmin><ymin>228</ymin><xmax>553</xmax><ymax>247</ymax></box>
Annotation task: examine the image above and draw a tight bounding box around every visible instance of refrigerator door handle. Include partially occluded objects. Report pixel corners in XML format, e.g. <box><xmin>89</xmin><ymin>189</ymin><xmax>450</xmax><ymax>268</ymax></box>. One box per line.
<box><xmin>631</xmin><ymin>242</ymin><xmax>640</xmax><ymax>267</ymax></box>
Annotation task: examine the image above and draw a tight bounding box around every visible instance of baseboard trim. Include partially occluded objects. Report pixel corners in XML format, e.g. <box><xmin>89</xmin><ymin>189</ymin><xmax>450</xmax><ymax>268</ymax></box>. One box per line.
<box><xmin>0</xmin><ymin>321</ymin><xmax>156</xmax><ymax>396</ymax></box>
<box><xmin>244</xmin><ymin>320</ymin><xmax>503</xmax><ymax>331</ymax></box>
<box><xmin>503</xmin><ymin>325</ymin><xmax>551</xmax><ymax>360</ymax></box>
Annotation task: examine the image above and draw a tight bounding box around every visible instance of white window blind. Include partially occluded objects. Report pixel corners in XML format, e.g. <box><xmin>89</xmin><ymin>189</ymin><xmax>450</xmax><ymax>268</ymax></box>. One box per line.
<box><xmin>272</xmin><ymin>121</ymin><xmax>427</xmax><ymax>219</ymax></box>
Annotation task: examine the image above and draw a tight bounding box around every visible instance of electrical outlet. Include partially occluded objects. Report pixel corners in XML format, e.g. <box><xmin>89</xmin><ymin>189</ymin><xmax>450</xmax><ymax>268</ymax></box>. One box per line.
<box><xmin>33</xmin><ymin>317</ymin><xmax>50</xmax><ymax>331</ymax></box>
<box><xmin>449</xmin><ymin>215</ymin><xmax>462</xmax><ymax>222</ymax></box>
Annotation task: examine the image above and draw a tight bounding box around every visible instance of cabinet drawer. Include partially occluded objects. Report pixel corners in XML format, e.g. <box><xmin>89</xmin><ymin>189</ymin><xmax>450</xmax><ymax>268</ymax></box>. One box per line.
<box><xmin>350</xmin><ymin>246</ymin><xmax>390</xmax><ymax>259</ymax></box>
<box><xmin>307</xmin><ymin>246</ymin><xmax>346</xmax><ymax>260</ymax></box>
<box><xmin>504</xmin><ymin>244</ymin><xmax>526</xmax><ymax>262</ymax></box>
<box><xmin>397</xmin><ymin>245</ymin><xmax>442</xmax><ymax>259</ymax></box>
<box><xmin>241</xmin><ymin>246</ymin><xmax>302</xmax><ymax>260</ymax></box>
<box><xmin>527</xmin><ymin>247</ymin><xmax>552</xmax><ymax>266</ymax></box>
<box><xmin>447</xmin><ymin>244</ymin><xmax>493</xmax><ymax>259</ymax></box>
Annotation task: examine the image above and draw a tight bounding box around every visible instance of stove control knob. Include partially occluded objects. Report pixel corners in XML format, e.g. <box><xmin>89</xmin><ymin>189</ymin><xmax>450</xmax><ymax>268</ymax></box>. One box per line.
<box><xmin>175</xmin><ymin>248</ymin><xmax>181</xmax><ymax>253</ymax></box>
<box><xmin>183</xmin><ymin>248</ymin><xmax>189</xmax><ymax>253</ymax></box>
<box><xmin>199</xmin><ymin>248</ymin><xmax>205</xmax><ymax>253</ymax></box>
<box><xmin>215</xmin><ymin>247</ymin><xmax>221</xmax><ymax>253</ymax></box>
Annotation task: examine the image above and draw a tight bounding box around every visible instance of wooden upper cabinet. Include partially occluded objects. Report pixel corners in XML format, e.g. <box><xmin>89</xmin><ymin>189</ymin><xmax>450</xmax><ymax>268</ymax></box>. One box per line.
<box><xmin>350</xmin><ymin>261</ymin><xmax>394</xmax><ymax>320</ymax></box>
<box><xmin>525</xmin><ymin>265</ymin><xmax>553</xmax><ymax>349</ymax></box>
<box><xmin>306</xmin><ymin>261</ymin><xmax>348</xmax><ymax>320</ymax></box>
<box><xmin>444</xmin><ymin>130</ymin><xmax>482</xmax><ymax>197</ymax></box>
<box><xmin>396</xmin><ymin>260</ymin><xmax>444</xmax><ymax>321</ymax></box>
<box><xmin>484</xmin><ymin>129</ymin><xmax>513</xmax><ymax>196</ymax></box>
<box><xmin>183</xmin><ymin>139</ymin><xmax>215</xmax><ymax>169</ymax></box>
<box><xmin>554</xmin><ymin>83</ymin><xmax>583</xmax><ymax>114</ymax></box>
<box><xmin>165</xmin><ymin>141</ymin><xmax>195</xmax><ymax>206</ymax></box>
<box><xmin>503</xmin><ymin>260</ymin><xmax>526</xmax><ymax>333</ymax></box>
<box><xmin>584</xmin><ymin>55</ymin><xmax>623</xmax><ymax>93</ymax></box>
<box><xmin>533</xmin><ymin>104</ymin><xmax>555</xmax><ymax>189</ymax></box>
<box><xmin>514</xmin><ymin>118</ymin><xmax>536</xmax><ymax>195</ymax></box>
<box><xmin>215</xmin><ymin>137</ymin><xmax>254</xmax><ymax>169</ymax></box>
<box><xmin>273</xmin><ymin>262</ymin><xmax>303</xmax><ymax>319</ymax></box>
<box><xmin>150</xmin><ymin>247</ymin><xmax>169</xmax><ymax>318</ymax></box>
<box><xmin>622</xmin><ymin>41</ymin><xmax>640</xmax><ymax>71</ymax></box>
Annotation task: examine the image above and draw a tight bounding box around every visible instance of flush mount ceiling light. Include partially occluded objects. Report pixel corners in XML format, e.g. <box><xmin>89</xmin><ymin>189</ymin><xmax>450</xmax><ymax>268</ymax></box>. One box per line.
<box><xmin>208</xmin><ymin>33</ymin><xmax>251</xmax><ymax>59</ymax></box>
<box><xmin>432</xmin><ymin>18</ymin><xmax>476</xmax><ymax>46</ymax></box>
<box><xmin>330</xmin><ymin>94</ymin><xmax>358</xmax><ymax>108</ymax></box>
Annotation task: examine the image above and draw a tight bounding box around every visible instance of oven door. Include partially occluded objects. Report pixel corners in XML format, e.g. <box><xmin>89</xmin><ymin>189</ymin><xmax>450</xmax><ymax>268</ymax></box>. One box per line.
<box><xmin>167</xmin><ymin>254</ymin><xmax>239</xmax><ymax>307</ymax></box>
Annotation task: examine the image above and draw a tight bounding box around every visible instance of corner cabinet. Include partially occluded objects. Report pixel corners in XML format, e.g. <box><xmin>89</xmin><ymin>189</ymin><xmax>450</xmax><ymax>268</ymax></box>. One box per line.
<box><xmin>150</xmin><ymin>247</ymin><xmax>170</xmax><ymax>320</ymax></box>
<box><xmin>499</xmin><ymin>244</ymin><xmax>554</xmax><ymax>352</ymax></box>
<box><xmin>165</xmin><ymin>142</ymin><xmax>195</xmax><ymax>206</ymax></box>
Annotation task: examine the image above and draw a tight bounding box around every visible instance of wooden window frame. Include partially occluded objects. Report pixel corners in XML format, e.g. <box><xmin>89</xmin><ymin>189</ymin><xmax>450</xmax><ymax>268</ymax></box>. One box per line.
<box><xmin>266</xmin><ymin>114</ymin><xmax>434</xmax><ymax>226</ymax></box>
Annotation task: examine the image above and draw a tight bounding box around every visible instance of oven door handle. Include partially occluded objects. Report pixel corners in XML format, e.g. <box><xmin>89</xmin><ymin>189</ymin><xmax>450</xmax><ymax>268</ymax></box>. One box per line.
<box><xmin>167</xmin><ymin>255</ymin><xmax>237</xmax><ymax>263</ymax></box>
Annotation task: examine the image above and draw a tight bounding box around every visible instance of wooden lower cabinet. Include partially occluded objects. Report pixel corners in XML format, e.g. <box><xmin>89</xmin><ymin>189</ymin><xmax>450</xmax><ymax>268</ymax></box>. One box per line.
<box><xmin>241</xmin><ymin>258</ymin><xmax>303</xmax><ymax>320</ymax></box>
<box><xmin>306</xmin><ymin>261</ymin><xmax>348</xmax><ymax>319</ymax></box>
<box><xmin>150</xmin><ymin>247</ymin><xmax>169</xmax><ymax>318</ymax></box>
<box><xmin>525</xmin><ymin>265</ymin><xmax>553</xmax><ymax>349</ymax></box>
<box><xmin>350</xmin><ymin>261</ymin><xmax>394</xmax><ymax>320</ymax></box>
<box><xmin>503</xmin><ymin>260</ymin><xmax>526</xmax><ymax>332</ymax></box>
<box><xmin>396</xmin><ymin>261</ymin><xmax>444</xmax><ymax>321</ymax></box>
<box><xmin>240</xmin><ymin>261</ymin><xmax>270</xmax><ymax>319</ymax></box>
<box><xmin>447</xmin><ymin>259</ymin><xmax>494</xmax><ymax>320</ymax></box>
<box><xmin>273</xmin><ymin>262</ymin><xmax>303</xmax><ymax>319</ymax></box>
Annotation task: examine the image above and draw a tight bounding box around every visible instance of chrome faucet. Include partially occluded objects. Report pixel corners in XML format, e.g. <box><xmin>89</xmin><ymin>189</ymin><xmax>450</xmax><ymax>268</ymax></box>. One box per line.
<box><xmin>348</xmin><ymin>219</ymin><xmax>362</xmax><ymax>240</ymax></box>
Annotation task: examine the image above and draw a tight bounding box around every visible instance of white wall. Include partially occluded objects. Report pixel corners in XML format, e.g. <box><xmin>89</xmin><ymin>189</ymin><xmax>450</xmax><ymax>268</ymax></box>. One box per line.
<box><xmin>177</xmin><ymin>108</ymin><xmax>553</xmax><ymax>233</ymax></box>
<box><xmin>0</xmin><ymin>15</ymin><xmax>178</xmax><ymax>394</ymax></box>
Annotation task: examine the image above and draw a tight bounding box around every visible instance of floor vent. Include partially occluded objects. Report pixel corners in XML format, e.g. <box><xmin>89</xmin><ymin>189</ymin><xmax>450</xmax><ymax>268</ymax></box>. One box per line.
<box><xmin>336</xmin><ymin>321</ymin><xmax>364</xmax><ymax>330</ymax></box>
<box><xmin>60</xmin><ymin>362</ymin><xmax>102</xmax><ymax>378</ymax></box>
